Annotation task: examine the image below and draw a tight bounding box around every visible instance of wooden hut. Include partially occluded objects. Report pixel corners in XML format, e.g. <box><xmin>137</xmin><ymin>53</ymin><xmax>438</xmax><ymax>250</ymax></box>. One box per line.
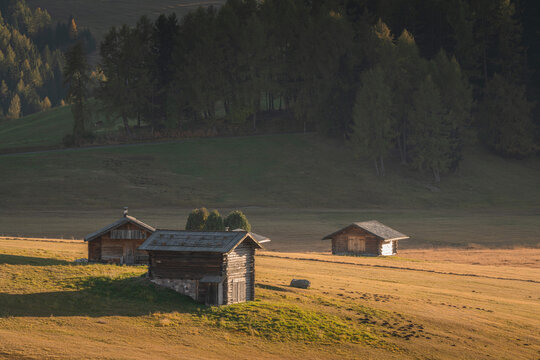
<box><xmin>84</xmin><ymin>208</ymin><xmax>155</xmax><ymax>265</ymax></box>
<box><xmin>138</xmin><ymin>230</ymin><xmax>264</xmax><ymax>306</ymax></box>
<box><xmin>323</xmin><ymin>220</ymin><xmax>408</xmax><ymax>256</ymax></box>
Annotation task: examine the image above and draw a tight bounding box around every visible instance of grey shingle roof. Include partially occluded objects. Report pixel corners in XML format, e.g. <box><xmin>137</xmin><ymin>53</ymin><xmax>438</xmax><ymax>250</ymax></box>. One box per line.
<box><xmin>138</xmin><ymin>230</ymin><xmax>263</xmax><ymax>253</ymax></box>
<box><xmin>84</xmin><ymin>215</ymin><xmax>156</xmax><ymax>242</ymax></box>
<box><xmin>232</xmin><ymin>229</ymin><xmax>271</xmax><ymax>243</ymax></box>
<box><xmin>322</xmin><ymin>220</ymin><xmax>409</xmax><ymax>241</ymax></box>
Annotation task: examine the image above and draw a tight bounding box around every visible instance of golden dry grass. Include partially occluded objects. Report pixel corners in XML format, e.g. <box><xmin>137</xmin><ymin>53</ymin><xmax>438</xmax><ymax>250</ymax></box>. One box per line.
<box><xmin>0</xmin><ymin>237</ymin><xmax>539</xmax><ymax>359</ymax></box>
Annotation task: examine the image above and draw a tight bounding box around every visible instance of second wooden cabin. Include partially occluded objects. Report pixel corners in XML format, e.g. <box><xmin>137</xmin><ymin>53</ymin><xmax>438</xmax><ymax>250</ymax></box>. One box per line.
<box><xmin>84</xmin><ymin>208</ymin><xmax>155</xmax><ymax>265</ymax></box>
<box><xmin>139</xmin><ymin>230</ymin><xmax>264</xmax><ymax>306</ymax></box>
<box><xmin>323</xmin><ymin>220</ymin><xmax>408</xmax><ymax>256</ymax></box>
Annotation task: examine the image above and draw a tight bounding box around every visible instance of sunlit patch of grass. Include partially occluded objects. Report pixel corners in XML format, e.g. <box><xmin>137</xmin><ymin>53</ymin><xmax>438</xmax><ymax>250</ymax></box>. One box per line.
<box><xmin>195</xmin><ymin>301</ymin><xmax>386</xmax><ymax>346</ymax></box>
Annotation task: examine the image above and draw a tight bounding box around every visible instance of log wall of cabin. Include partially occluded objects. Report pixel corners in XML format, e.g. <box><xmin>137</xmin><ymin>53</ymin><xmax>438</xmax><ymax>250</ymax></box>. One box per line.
<box><xmin>89</xmin><ymin>222</ymin><xmax>151</xmax><ymax>264</ymax></box>
<box><xmin>148</xmin><ymin>251</ymin><xmax>224</xmax><ymax>279</ymax></box>
<box><xmin>331</xmin><ymin>227</ymin><xmax>381</xmax><ymax>255</ymax></box>
<box><xmin>223</xmin><ymin>241</ymin><xmax>255</xmax><ymax>304</ymax></box>
<box><xmin>88</xmin><ymin>239</ymin><xmax>101</xmax><ymax>261</ymax></box>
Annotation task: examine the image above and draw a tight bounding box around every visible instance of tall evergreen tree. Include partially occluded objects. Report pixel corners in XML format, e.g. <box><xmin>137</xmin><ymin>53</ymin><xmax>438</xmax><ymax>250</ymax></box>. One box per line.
<box><xmin>350</xmin><ymin>66</ymin><xmax>396</xmax><ymax>176</ymax></box>
<box><xmin>408</xmin><ymin>76</ymin><xmax>454</xmax><ymax>182</ymax></box>
<box><xmin>63</xmin><ymin>41</ymin><xmax>89</xmax><ymax>139</ymax></box>
<box><xmin>477</xmin><ymin>74</ymin><xmax>536</xmax><ymax>157</ymax></box>
<box><xmin>6</xmin><ymin>93</ymin><xmax>20</xmax><ymax>119</ymax></box>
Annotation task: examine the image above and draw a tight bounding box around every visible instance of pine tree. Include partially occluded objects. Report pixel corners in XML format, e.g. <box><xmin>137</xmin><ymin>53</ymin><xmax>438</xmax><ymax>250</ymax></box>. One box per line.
<box><xmin>7</xmin><ymin>94</ymin><xmax>21</xmax><ymax>119</ymax></box>
<box><xmin>68</xmin><ymin>17</ymin><xmax>78</xmax><ymax>39</ymax></box>
<box><xmin>350</xmin><ymin>66</ymin><xmax>396</xmax><ymax>176</ymax></box>
<box><xmin>63</xmin><ymin>41</ymin><xmax>89</xmax><ymax>139</ymax></box>
<box><xmin>408</xmin><ymin>76</ymin><xmax>454</xmax><ymax>182</ymax></box>
<box><xmin>477</xmin><ymin>74</ymin><xmax>536</xmax><ymax>157</ymax></box>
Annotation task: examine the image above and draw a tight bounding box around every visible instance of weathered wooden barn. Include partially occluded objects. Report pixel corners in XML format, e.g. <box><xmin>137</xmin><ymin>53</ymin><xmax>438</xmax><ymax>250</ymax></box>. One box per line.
<box><xmin>139</xmin><ymin>230</ymin><xmax>264</xmax><ymax>306</ymax></box>
<box><xmin>323</xmin><ymin>221</ymin><xmax>408</xmax><ymax>256</ymax></box>
<box><xmin>84</xmin><ymin>209</ymin><xmax>155</xmax><ymax>265</ymax></box>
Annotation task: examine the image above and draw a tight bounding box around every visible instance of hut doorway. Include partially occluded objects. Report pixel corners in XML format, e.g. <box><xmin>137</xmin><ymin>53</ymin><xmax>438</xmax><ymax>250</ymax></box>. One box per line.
<box><xmin>348</xmin><ymin>238</ymin><xmax>365</xmax><ymax>252</ymax></box>
<box><xmin>232</xmin><ymin>279</ymin><xmax>246</xmax><ymax>303</ymax></box>
<box><xmin>123</xmin><ymin>244</ymin><xmax>135</xmax><ymax>264</ymax></box>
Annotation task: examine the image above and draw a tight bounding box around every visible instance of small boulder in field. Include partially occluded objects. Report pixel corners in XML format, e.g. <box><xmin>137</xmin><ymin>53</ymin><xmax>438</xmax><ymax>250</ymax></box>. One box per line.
<box><xmin>73</xmin><ymin>258</ymin><xmax>88</xmax><ymax>264</ymax></box>
<box><xmin>290</xmin><ymin>279</ymin><xmax>310</xmax><ymax>289</ymax></box>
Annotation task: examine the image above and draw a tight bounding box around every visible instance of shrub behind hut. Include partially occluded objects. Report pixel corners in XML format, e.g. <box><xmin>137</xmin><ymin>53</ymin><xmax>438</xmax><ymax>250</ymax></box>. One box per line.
<box><xmin>185</xmin><ymin>207</ymin><xmax>209</xmax><ymax>230</ymax></box>
<box><xmin>224</xmin><ymin>210</ymin><xmax>251</xmax><ymax>232</ymax></box>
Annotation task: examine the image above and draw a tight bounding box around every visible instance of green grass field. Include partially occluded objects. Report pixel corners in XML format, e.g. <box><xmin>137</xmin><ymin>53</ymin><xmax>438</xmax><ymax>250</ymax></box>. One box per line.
<box><xmin>0</xmin><ymin>132</ymin><xmax>539</xmax><ymax>248</ymax></box>
<box><xmin>0</xmin><ymin>106</ymin><xmax>73</xmax><ymax>151</ymax></box>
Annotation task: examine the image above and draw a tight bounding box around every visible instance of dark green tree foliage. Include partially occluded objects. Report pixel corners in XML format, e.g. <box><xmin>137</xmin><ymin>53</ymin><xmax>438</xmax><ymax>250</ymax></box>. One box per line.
<box><xmin>0</xmin><ymin>0</ymin><xmax>96</xmax><ymax>119</ymax></box>
<box><xmin>224</xmin><ymin>210</ymin><xmax>251</xmax><ymax>232</ymax></box>
<box><xmin>477</xmin><ymin>74</ymin><xmax>536</xmax><ymax>157</ymax></box>
<box><xmin>185</xmin><ymin>207</ymin><xmax>209</xmax><ymax>231</ymax></box>
<box><xmin>203</xmin><ymin>210</ymin><xmax>225</xmax><ymax>231</ymax></box>
<box><xmin>98</xmin><ymin>22</ymin><xmax>156</xmax><ymax>134</ymax></box>
<box><xmin>408</xmin><ymin>76</ymin><xmax>454</xmax><ymax>182</ymax></box>
<box><xmin>63</xmin><ymin>41</ymin><xmax>89</xmax><ymax>139</ymax></box>
<box><xmin>350</xmin><ymin>66</ymin><xmax>396</xmax><ymax>176</ymax></box>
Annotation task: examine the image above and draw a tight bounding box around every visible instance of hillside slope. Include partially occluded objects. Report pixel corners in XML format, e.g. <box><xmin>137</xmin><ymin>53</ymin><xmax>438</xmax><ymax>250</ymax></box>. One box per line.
<box><xmin>1</xmin><ymin>133</ymin><xmax>539</xmax><ymax>248</ymax></box>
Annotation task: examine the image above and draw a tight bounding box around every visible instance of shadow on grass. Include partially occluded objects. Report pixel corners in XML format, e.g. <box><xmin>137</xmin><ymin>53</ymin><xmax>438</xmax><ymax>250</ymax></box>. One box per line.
<box><xmin>255</xmin><ymin>283</ymin><xmax>291</xmax><ymax>292</ymax></box>
<box><xmin>0</xmin><ymin>254</ymin><xmax>71</xmax><ymax>266</ymax></box>
<box><xmin>0</xmin><ymin>276</ymin><xmax>200</xmax><ymax>317</ymax></box>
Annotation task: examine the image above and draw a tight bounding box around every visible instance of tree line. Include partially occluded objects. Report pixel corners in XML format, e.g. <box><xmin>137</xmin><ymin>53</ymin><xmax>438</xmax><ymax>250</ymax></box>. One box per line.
<box><xmin>67</xmin><ymin>0</ymin><xmax>539</xmax><ymax>181</ymax></box>
<box><xmin>0</xmin><ymin>0</ymin><xmax>94</xmax><ymax>120</ymax></box>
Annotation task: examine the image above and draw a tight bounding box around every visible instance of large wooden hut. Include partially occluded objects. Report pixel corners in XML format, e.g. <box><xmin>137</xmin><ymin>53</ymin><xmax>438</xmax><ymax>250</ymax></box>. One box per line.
<box><xmin>139</xmin><ymin>230</ymin><xmax>264</xmax><ymax>306</ymax></box>
<box><xmin>84</xmin><ymin>208</ymin><xmax>155</xmax><ymax>265</ymax></box>
<box><xmin>323</xmin><ymin>220</ymin><xmax>408</xmax><ymax>256</ymax></box>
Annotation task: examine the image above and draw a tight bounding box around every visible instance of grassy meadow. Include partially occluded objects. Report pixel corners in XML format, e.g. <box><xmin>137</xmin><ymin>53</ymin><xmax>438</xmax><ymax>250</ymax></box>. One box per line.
<box><xmin>0</xmin><ymin>237</ymin><xmax>538</xmax><ymax>359</ymax></box>
<box><xmin>0</xmin><ymin>132</ymin><xmax>539</xmax><ymax>249</ymax></box>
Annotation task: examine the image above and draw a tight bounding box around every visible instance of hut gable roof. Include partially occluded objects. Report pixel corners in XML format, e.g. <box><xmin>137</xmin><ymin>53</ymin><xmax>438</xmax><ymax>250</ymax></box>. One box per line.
<box><xmin>138</xmin><ymin>230</ymin><xmax>263</xmax><ymax>253</ymax></box>
<box><xmin>322</xmin><ymin>220</ymin><xmax>409</xmax><ymax>241</ymax></box>
<box><xmin>84</xmin><ymin>215</ymin><xmax>156</xmax><ymax>242</ymax></box>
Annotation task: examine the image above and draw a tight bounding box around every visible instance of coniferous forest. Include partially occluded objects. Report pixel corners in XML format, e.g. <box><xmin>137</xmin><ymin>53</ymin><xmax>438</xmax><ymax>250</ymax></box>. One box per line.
<box><xmin>0</xmin><ymin>0</ymin><xmax>95</xmax><ymax>119</ymax></box>
<box><xmin>3</xmin><ymin>0</ymin><xmax>540</xmax><ymax>181</ymax></box>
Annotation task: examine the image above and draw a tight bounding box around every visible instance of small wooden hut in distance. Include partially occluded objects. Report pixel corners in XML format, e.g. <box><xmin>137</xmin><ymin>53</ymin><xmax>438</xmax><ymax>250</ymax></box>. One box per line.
<box><xmin>139</xmin><ymin>230</ymin><xmax>263</xmax><ymax>306</ymax></box>
<box><xmin>323</xmin><ymin>221</ymin><xmax>408</xmax><ymax>256</ymax></box>
<box><xmin>84</xmin><ymin>208</ymin><xmax>155</xmax><ymax>265</ymax></box>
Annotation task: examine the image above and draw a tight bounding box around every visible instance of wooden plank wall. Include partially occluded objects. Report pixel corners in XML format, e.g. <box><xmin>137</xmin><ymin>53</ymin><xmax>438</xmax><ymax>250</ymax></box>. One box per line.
<box><xmin>331</xmin><ymin>227</ymin><xmax>380</xmax><ymax>255</ymax></box>
<box><xmin>148</xmin><ymin>251</ymin><xmax>224</xmax><ymax>279</ymax></box>
<box><xmin>88</xmin><ymin>222</ymin><xmax>152</xmax><ymax>264</ymax></box>
<box><xmin>224</xmin><ymin>241</ymin><xmax>255</xmax><ymax>304</ymax></box>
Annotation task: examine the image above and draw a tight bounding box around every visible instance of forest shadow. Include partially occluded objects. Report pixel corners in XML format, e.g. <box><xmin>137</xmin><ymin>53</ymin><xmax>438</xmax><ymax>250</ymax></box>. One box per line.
<box><xmin>0</xmin><ymin>254</ymin><xmax>71</xmax><ymax>266</ymax></box>
<box><xmin>0</xmin><ymin>276</ymin><xmax>200</xmax><ymax>317</ymax></box>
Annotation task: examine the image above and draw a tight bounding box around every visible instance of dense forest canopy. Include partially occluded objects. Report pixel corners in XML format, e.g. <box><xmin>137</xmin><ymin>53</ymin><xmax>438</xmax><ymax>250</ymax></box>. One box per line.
<box><xmin>2</xmin><ymin>0</ymin><xmax>539</xmax><ymax>181</ymax></box>
<box><xmin>0</xmin><ymin>0</ymin><xmax>94</xmax><ymax>119</ymax></box>
<box><xmin>91</xmin><ymin>0</ymin><xmax>538</xmax><ymax>180</ymax></box>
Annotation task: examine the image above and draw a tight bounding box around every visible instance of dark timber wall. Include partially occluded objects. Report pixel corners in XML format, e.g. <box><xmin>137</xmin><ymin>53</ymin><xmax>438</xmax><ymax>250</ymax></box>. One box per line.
<box><xmin>331</xmin><ymin>227</ymin><xmax>383</xmax><ymax>256</ymax></box>
<box><xmin>87</xmin><ymin>222</ymin><xmax>151</xmax><ymax>264</ymax></box>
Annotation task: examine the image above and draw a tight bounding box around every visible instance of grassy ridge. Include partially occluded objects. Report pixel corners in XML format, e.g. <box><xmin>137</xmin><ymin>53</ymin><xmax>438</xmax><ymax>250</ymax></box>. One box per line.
<box><xmin>1</xmin><ymin>133</ymin><xmax>540</xmax><ymax>210</ymax></box>
<box><xmin>0</xmin><ymin>106</ymin><xmax>72</xmax><ymax>150</ymax></box>
<box><xmin>1</xmin><ymin>133</ymin><xmax>540</xmax><ymax>248</ymax></box>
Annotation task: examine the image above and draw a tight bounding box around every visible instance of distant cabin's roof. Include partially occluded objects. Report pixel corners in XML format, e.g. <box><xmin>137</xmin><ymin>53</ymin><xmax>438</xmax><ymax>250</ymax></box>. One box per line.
<box><xmin>84</xmin><ymin>215</ymin><xmax>156</xmax><ymax>242</ymax></box>
<box><xmin>322</xmin><ymin>220</ymin><xmax>409</xmax><ymax>241</ymax></box>
<box><xmin>138</xmin><ymin>230</ymin><xmax>264</xmax><ymax>253</ymax></box>
<box><xmin>232</xmin><ymin>229</ymin><xmax>271</xmax><ymax>243</ymax></box>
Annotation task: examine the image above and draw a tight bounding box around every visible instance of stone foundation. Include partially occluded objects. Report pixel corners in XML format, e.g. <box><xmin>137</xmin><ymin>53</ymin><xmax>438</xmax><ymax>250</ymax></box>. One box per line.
<box><xmin>151</xmin><ymin>278</ymin><xmax>197</xmax><ymax>300</ymax></box>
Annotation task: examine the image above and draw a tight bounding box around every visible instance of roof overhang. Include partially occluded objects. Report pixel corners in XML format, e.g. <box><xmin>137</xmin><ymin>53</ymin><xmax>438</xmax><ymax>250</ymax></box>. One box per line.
<box><xmin>84</xmin><ymin>215</ymin><xmax>155</xmax><ymax>242</ymax></box>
